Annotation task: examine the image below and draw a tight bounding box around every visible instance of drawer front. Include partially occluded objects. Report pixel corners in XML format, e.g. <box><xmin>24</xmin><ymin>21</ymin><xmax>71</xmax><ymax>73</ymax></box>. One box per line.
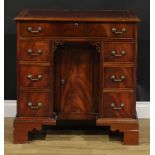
<box><xmin>104</xmin><ymin>42</ymin><xmax>135</xmax><ymax>62</ymax></box>
<box><xmin>19</xmin><ymin>91</ymin><xmax>50</xmax><ymax>117</ymax></box>
<box><xmin>20</xmin><ymin>22</ymin><xmax>107</xmax><ymax>37</ymax></box>
<box><xmin>19</xmin><ymin>40</ymin><xmax>50</xmax><ymax>62</ymax></box>
<box><xmin>104</xmin><ymin>67</ymin><xmax>134</xmax><ymax>88</ymax></box>
<box><xmin>20</xmin><ymin>22</ymin><xmax>54</xmax><ymax>37</ymax></box>
<box><xmin>19</xmin><ymin>65</ymin><xmax>50</xmax><ymax>88</ymax></box>
<box><xmin>20</xmin><ymin>22</ymin><xmax>134</xmax><ymax>38</ymax></box>
<box><xmin>103</xmin><ymin>92</ymin><xmax>133</xmax><ymax>117</ymax></box>
<box><xmin>104</xmin><ymin>23</ymin><xmax>135</xmax><ymax>38</ymax></box>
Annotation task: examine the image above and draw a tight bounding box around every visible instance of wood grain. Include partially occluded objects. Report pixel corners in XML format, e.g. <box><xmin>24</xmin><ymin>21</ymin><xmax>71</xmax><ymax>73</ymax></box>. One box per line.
<box><xmin>19</xmin><ymin>91</ymin><xmax>50</xmax><ymax>117</ymax></box>
<box><xmin>19</xmin><ymin>40</ymin><xmax>50</xmax><ymax>62</ymax></box>
<box><xmin>20</xmin><ymin>22</ymin><xmax>107</xmax><ymax>37</ymax></box>
<box><xmin>104</xmin><ymin>67</ymin><xmax>134</xmax><ymax>88</ymax></box>
<box><xmin>104</xmin><ymin>42</ymin><xmax>135</xmax><ymax>62</ymax></box>
<box><xmin>102</xmin><ymin>92</ymin><xmax>133</xmax><ymax>117</ymax></box>
<box><xmin>55</xmin><ymin>42</ymin><xmax>99</xmax><ymax>119</ymax></box>
<box><xmin>19</xmin><ymin>65</ymin><xmax>50</xmax><ymax>88</ymax></box>
<box><xmin>20</xmin><ymin>22</ymin><xmax>135</xmax><ymax>38</ymax></box>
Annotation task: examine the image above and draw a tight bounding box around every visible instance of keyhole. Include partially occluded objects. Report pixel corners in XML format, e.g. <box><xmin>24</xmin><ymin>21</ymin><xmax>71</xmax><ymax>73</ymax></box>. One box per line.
<box><xmin>74</xmin><ymin>22</ymin><xmax>79</xmax><ymax>28</ymax></box>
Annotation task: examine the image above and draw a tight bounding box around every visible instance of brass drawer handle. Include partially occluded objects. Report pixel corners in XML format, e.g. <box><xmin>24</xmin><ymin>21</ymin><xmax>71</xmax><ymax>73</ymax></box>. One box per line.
<box><xmin>112</xmin><ymin>27</ymin><xmax>126</xmax><ymax>34</ymax></box>
<box><xmin>27</xmin><ymin>49</ymin><xmax>42</xmax><ymax>56</ymax></box>
<box><xmin>111</xmin><ymin>75</ymin><xmax>126</xmax><ymax>82</ymax></box>
<box><xmin>28</xmin><ymin>101</ymin><xmax>42</xmax><ymax>109</ymax></box>
<box><xmin>27</xmin><ymin>26</ymin><xmax>42</xmax><ymax>33</ymax></box>
<box><xmin>60</xmin><ymin>79</ymin><xmax>65</xmax><ymax>85</ymax></box>
<box><xmin>27</xmin><ymin>74</ymin><xmax>43</xmax><ymax>81</ymax></box>
<box><xmin>111</xmin><ymin>103</ymin><xmax>124</xmax><ymax>110</ymax></box>
<box><xmin>74</xmin><ymin>22</ymin><xmax>79</xmax><ymax>28</ymax></box>
<box><xmin>111</xmin><ymin>50</ymin><xmax>126</xmax><ymax>57</ymax></box>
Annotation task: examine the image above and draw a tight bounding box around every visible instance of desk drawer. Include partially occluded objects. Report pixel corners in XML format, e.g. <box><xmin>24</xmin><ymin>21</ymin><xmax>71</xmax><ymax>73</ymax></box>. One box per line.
<box><xmin>19</xmin><ymin>40</ymin><xmax>50</xmax><ymax>62</ymax></box>
<box><xmin>104</xmin><ymin>67</ymin><xmax>134</xmax><ymax>88</ymax></box>
<box><xmin>20</xmin><ymin>22</ymin><xmax>106</xmax><ymax>37</ymax></box>
<box><xmin>104</xmin><ymin>42</ymin><xmax>135</xmax><ymax>62</ymax></box>
<box><xmin>19</xmin><ymin>65</ymin><xmax>50</xmax><ymax>88</ymax></box>
<box><xmin>20</xmin><ymin>22</ymin><xmax>134</xmax><ymax>38</ymax></box>
<box><xmin>19</xmin><ymin>91</ymin><xmax>50</xmax><ymax>117</ymax></box>
<box><xmin>104</xmin><ymin>23</ymin><xmax>135</xmax><ymax>38</ymax></box>
<box><xmin>103</xmin><ymin>92</ymin><xmax>133</xmax><ymax>118</ymax></box>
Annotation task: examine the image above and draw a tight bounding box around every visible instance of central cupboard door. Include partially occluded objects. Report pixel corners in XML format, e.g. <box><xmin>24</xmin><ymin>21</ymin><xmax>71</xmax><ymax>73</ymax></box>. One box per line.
<box><xmin>54</xmin><ymin>42</ymin><xmax>99</xmax><ymax>120</ymax></box>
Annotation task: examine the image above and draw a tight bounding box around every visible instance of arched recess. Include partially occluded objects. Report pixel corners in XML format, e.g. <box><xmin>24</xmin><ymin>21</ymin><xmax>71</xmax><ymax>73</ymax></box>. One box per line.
<box><xmin>52</xmin><ymin>40</ymin><xmax>101</xmax><ymax>120</ymax></box>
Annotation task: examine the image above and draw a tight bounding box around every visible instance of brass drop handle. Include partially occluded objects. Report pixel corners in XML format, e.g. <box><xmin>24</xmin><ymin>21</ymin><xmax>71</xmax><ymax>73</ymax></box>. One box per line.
<box><xmin>28</xmin><ymin>101</ymin><xmax>42</xmax><ymax>109</ymax></box>
<box><xmin>27</xmin><ymin>49</ymin><xmax>42</xmax><ymax>56</ymax></box>
<box><xmin>60</xmin><ymin>79</ymin><xmax>65</xmax><ymax>85</ymax></box>
<box><xmin>27</xmin><ymin>74</ymin><xmax>43</xmax><ymax>81</ymax></box>
<box><xmin>27</xmin><ymin>26</ymin><xmax>42</xmax><ymax>33</ymax></box>
<box><xmin>74</xmin><ymin>22</ymin><xmax>79</xmax><ymax>28</ymax></box>
<box><xmin>111</xmin><ymin>103</ymin><xmax>124</xmax><ymax>110</ymax></box>
<box><xmin>111</xmin><ymin>75</ymin><xmax>126</xmax><ymax>82</ymax></box>
<box><xmin>111</xmin><ymin>50</ymin><xmax>126</xmax><ymax>57</ymax></box>
<box><xmin>112</xmin><ymin>27</ymin><xmax>126</xmax><ymax>34</ymax></box>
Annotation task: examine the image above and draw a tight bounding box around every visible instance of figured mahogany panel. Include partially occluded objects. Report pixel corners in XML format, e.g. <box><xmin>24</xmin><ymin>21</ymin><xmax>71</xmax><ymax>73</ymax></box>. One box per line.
<box><xmin>20</xmin><ymin>22</ymin><xmax>134</xmax><ymax>38</ymax></box>
<box><xmin>19</xmin><ymin>91</ymin><xmax>50</xmax><ymax>117</ymax></box>
<box><xmin>103</xmin><ymin>92</ymin><xmax>133</xmax><ymax>117</ymax></box>
<box><xmin>104</xmin><ymin>67</ymin><xmax>134</xmax><ymax>88</ymax></box>
<box><xmin>54</xmin><ymin>42</ymin><xmax>98</xmax><ymax>119</ymax></box>
<box><xmin>19</xmin><ymin>40</ymin><xmax>50</xmax><ymax>62</ymax></box>
<box><xmin>19</xmin><ymin>65</ymin><xmax>50</xmax><ymax>88</ymax></box>
<box><xmin>104</xmin><ymin>42</ymin><xmax>135</xmax><ymax>62</ymax></box>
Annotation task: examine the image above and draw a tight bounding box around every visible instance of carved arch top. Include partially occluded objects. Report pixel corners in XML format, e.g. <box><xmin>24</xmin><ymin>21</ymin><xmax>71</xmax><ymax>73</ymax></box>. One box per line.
<box><xmin>53</xmin><ymin>40</ymin><xmax>101</xmax><ymax>53</ymax></box>
<box><xmin>53</xmin><ymin>41</ymin><xmax>64</xmax><ymax>52</ymax></box>
<box><xmin>89</xmin><ymin>41</ymin><xmax>101</xmax><ymax>53</ymax></box>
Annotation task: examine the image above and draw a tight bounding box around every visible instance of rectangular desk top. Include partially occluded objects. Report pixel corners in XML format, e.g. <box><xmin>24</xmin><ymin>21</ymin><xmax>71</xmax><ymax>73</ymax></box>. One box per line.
<box><xmin>15</xmin><ymin>9</ymin><xmax>140</xmax><ymax>22</ymax></box>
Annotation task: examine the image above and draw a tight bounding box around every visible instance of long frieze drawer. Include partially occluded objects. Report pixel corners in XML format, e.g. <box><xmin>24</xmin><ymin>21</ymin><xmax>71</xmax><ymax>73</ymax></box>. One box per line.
<box><xmin>103</xmin><ymin>92</ymin><xmax>133</xmax><ymax>118</ymax></box>
<box><xmin>19</xmin><ymin>91</ymin><xmax>50</xmax><ymax>117</ymax></box>
<box><xmin>20</xmin><ymin>22</ymin><xmax>107</xmax><ymax>37</ymax></box>
<box><xmin>19</xmin><ymin>40</ymin><xmax>50</xmax><ymax>62</ymax></box>
<box><xmin>20</xmin><ymin>22</ymin><xmax>135</xmax><ymax>38</ymax></box>
<box><xmin>104</xmin><ymin>42</ymin><xmax>135</xmax><ymax>62</ymax></box>
<box><xmin>104</xmin><ymin>67</ymin><xmax>134</xmax><ymax>88</ymax></box>
<box><xmin>19</xmin><ymin>65</ymin><xmax>50</xmax><ymax>88</ymax></box>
